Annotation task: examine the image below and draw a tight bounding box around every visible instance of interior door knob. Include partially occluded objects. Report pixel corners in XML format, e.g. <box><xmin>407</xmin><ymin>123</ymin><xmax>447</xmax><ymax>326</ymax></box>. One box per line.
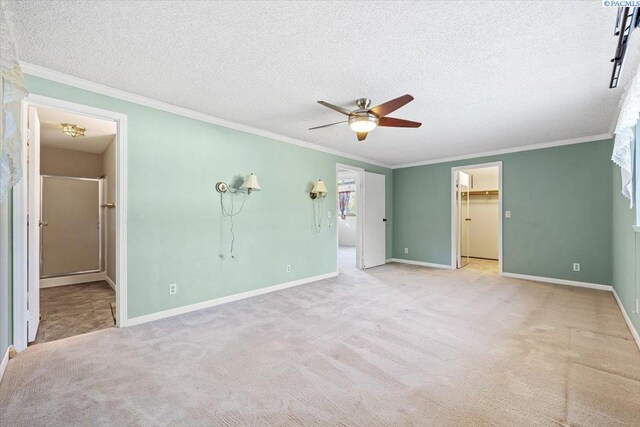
<box><xmin>39</xmin><ymin>221</ymin><xmax>48</xmax><ymax>227</ymax></box>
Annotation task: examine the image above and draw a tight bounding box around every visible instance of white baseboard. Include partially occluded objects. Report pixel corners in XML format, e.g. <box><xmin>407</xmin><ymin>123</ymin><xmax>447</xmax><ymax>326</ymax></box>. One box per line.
<box><xmin>105</xmin><ymin>276</ymin><xmax>116</xmax><ymax>291</ymax></box>
<box><xmin>389</xmin><ymin>258</ymin><xmax>454</xmax><ymax>270</ymax></box>
<box><xmin>612</xmin><ymin>288</ymin><xmax>640</xmax><ymax>351</ymax></box>
<box><xmin>502</xmin><ymin>272</ymin><xmax>612</xmax><ymax>292</ymax></box>
<box><xmin>40</xmin><ymin>272</ymin><xmax>107</xmax><ymax>288</ymax></box>
<box><xmin>124</xmin><ymin>271</ymin><xmax>339</xmax><ymax>327</ymax></box>
<box><xmin>0</xmin><ymin>345</ymin><xmax>11</xmax><ymax>385</ymax></box>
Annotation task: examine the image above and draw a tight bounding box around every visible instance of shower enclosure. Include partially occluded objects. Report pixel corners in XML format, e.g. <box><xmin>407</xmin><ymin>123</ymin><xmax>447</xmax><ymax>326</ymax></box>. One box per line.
<box><xmin>40</xmin><ymin>175</ymin><xmax>103</xmax><ymax>278</ymax></box>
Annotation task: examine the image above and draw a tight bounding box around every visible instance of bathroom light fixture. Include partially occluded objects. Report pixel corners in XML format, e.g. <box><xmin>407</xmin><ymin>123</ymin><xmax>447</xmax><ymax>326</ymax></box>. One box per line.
<box><xmin>61</xmin><ymin>123</ymin><xmax>86</xmax><ymax>138</ymax></box>
<box><xmin>309</xmin><ymin>179</ymin><xmax>328</xmax><ymax>199</ymax></box>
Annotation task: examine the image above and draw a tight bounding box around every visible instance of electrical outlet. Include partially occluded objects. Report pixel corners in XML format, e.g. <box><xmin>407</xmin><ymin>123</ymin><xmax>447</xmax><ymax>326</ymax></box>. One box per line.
<box><xmin>404</xmin><ymin>248</ymin><xmax>409</xmax><ymax>254</ymax></box>
<box><xmin>573</xmin><ymin>263</ymin><xmax>580</xmax><ymax>272</ymax></box>
<box><xmin>169</xmin><ymin>283</ymin><xmax>177</xmax><ymax>295</ymax></box>
<box><xmin>286</xmin><ymin>264</ymin><xmax>291</xmax><ymax>273</ymax></box>
<box><xmin>505</xmin><ymin>210</ymin><xmax>511</xmax><ymax>218</ymax></box>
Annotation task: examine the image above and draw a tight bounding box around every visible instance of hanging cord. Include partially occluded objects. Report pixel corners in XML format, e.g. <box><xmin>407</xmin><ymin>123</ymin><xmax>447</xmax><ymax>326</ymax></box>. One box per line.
<box><xmin>220</xmin><ymin>191</ymin><xmax>247</xmax><ymax>257</ymax></box>
<box><xmin>313</xmin><ymin>198</ymin><xmax>324</xmax><ymax>233</ymax></box>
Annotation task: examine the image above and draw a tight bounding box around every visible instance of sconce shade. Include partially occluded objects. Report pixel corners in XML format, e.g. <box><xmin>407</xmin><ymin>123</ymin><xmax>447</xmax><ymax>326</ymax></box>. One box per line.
<box><xmin>311</xmin><ymin>180</ymin><xmax>327</xmax><ymax>194</ymax></box>
<box><xmin>310</xmin><ymin>179</ymin><xmax>328</xmax><ymax>199</ymax></box>
<box><xmin>241</xmin><ymin>173</ymin><xmax>261</xmax><ymax>193</ymax></box>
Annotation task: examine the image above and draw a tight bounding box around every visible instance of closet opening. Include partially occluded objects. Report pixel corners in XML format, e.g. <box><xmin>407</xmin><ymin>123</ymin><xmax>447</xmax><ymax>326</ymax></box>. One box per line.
<box><xmin>451</xmin><ymin>162</ymin><xmax>503</xmax><ymax>275</ymax></box>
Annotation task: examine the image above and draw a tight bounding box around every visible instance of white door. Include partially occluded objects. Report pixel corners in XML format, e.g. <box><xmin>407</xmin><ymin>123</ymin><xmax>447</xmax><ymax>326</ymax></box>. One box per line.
<box><xmin>362</xmin><ymin>172</ymin><xmax>386</xmax><ymax>268</ymax></box>
<box><xmin>27</xmin><ymin>106</ymin><xmax>40</xmax><ymax>342</ymax></box>
<box><xmin>456</xmin><ymin>171</ymin><xmax>470</xmax><ymax>269</ymax></box>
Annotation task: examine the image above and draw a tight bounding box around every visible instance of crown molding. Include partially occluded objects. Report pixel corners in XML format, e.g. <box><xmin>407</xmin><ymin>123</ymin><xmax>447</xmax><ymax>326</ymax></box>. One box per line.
<box><xmin>19</xmin><ymin>61</ymin><xmax>393</xmax><ymax>169</ymax></box>
<box><xmin>391</xmin><ymin>133</ymin><xmax>613</xmax><ymax>169</ymax></box>
<box><xmin>20</xmin><ymin>61</ymin><xmax>617</xmax><ymax>171</ymax></box>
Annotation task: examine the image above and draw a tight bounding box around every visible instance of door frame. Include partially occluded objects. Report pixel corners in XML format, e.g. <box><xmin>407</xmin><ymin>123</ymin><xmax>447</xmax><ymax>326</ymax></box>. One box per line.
<box><xmin>12</xmin><ymin>94</ymin><xmax>128</xmax><ymax>351</ymax></box>
<box><xmin>335</xmin><ymin>163</ymin><xmax>364</xmax><ymax>271</ymax></box>
<box><xmin>450</xmin><ymin>161</ymin><xmax>503</xmax><ymax>275</ymax></box>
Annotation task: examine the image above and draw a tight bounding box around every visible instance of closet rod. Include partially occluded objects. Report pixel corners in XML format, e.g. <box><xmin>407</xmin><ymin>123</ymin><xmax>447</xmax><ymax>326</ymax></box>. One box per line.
<box><xmin>460</xmin><ymin>190</ymin><xmax>499</xmax><ymax>197</ymax></box>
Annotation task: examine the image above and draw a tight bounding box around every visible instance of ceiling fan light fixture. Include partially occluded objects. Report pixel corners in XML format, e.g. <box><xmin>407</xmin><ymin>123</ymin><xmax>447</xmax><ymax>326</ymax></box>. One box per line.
<box><xmin>348</xmin><ymin>114</ymin><xmax>378</xmax><ymax>133</ymax></box>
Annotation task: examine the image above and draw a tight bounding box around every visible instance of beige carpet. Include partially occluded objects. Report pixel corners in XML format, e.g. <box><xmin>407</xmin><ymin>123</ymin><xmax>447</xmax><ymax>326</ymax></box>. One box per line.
<box><xmin>1</xmin><ymin>248</ymin><xmax>639</xmax><ymax>426</ymax></box>
<box><xmin>34</xmin><ymin>281</ymin><xmax>115</xmax><ymax>344</ymax></box>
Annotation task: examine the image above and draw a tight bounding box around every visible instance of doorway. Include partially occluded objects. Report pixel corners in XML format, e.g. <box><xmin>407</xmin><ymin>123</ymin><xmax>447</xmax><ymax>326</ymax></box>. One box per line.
<box><xmin>451</xmin><ymin>162</ymin><xmax>503</xmax><ymax>275</ymax></box>
<box><xmin>12</xmin><ymin>95</ymin><xmax>127</xmax><ymax>351</ymax></box>
<box><xmin>335</xmin><ymin>164</ymin><xmax>387</xmax><ymax>273</ymax></box>
<box><xmin>336</xmin><ymin>164</ymin><xmax>362</xmax><ymax>272</ymax></box>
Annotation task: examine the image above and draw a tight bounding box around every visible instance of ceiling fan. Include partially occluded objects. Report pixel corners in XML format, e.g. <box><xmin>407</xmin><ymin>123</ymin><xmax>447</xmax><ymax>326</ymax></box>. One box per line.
<box><xmin>309</xmin><ymin>94</ymin><xmax>421</xmax><ymax>141</ymax></box>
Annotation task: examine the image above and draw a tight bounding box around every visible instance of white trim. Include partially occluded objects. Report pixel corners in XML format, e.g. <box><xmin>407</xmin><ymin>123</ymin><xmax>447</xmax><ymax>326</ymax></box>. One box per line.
<box><xmin>612</xmin><ymin>288</ymin><xmax>640</xmax><ymax>351</ymax></box>
<box><xmin>12</xmin><ymin>95</ymin><xmax>128</xmax><ymax>352</ymax></box>
<box><xmin>392</xmin><ymin>134</ymin><xmax>612</xmax><ymax>169</ymax></box>
<box><xmin>336</xmin><ymin>163</ymin><xmax>364</xmax><ymax>271</ymax></box>
<box><xmin>502</xmin><ymin>272</ymin><xmax>612</xmax><ymax>292</ymax></box>
<box><xmin>389</xmin><ymin>258</ymin><xmax>454</xmax><ymax>270</ymax></box>
<box><xmin>20</xmin><ymin>62</ymin><xmax>391</xmax><ymax>169</ymax></box>
<box><xmin>39</xmin><ymin>272</ymin><xmax>107</xmax><ymax>288</ymax></box>
<box><xmin>0</xmin><ymin>345</ymin><xmax>11</xmax><ymax>385</ymax></box>
<box><xmin>450</xmin><ymin>161</ymin><xmax>503</xmax><ymax>275</ymax></box>
<box><xmin>124</xmin><ymin>271</ymin><xmax>338</xmax><ymax>327</ymax></box>
<box><xmin>105</xmin><ymin>275</ymin><xmax>116</xmax><ymax>291</ymax></box>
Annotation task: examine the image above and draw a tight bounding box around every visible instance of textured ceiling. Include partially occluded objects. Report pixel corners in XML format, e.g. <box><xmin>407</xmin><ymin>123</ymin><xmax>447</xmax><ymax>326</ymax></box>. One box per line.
<box><xmin>37</xmin><ymin>106</ymin><xmax>116</xmax><ymax>154</ymax></box>
<box><xmin>7</xmin><ymin>1</ymin><xmax>639</xmax><ymax>166</ymax></box>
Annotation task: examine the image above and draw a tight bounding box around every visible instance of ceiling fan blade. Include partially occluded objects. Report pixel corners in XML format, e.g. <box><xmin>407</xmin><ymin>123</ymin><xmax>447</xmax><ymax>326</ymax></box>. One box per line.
<box><xmin>378</xmin><ymin>117</ymin><xmax>422</xmax><ymax>128</ymax></box>
<box><xmin>369</xmin><ymin>94</ymin><xmax>414</xmax><ymax>117</ymax></box>
<box><xmin>309</xmin><ymin>121</ymin><xmax>348</xmax><ymax>130</ymax></box>
<box><xmin>356</xmin><ymin>132</ymin><xmax>368</xmax><ymax>141</ymax></box>
<box><xmin>317</xmin><ymin>101</ymin><xmax>351</xmax><ymax>115</ymax></box>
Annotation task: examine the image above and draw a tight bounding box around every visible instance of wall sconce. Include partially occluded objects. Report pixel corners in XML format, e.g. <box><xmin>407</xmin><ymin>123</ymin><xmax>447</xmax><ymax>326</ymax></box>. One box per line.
<box><xmin>309</xmin><ymin>179</ymin><xmax>327</xmax><ymax>199</ymax></box>
<box><xmin>216</xmin><ymin>173</ymin><xmax>261</xmax><ymax>258</ymax></box>
<box><xmin>310</xmin><ymin>179</ymin><xmax>329</xmax><ymax>233</ymax></box>
<box><xmin>216</xmin><ymin>173</ymin><xmax>261</xmax><ymax>195</ymax></box>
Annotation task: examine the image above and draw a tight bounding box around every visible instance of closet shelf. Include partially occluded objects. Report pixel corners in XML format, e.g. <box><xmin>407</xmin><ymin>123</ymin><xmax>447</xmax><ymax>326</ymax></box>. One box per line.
<box><xmin>460</xmin><ymin>190</ymin><xmax>499</xmax><ymax>197</ymax></box>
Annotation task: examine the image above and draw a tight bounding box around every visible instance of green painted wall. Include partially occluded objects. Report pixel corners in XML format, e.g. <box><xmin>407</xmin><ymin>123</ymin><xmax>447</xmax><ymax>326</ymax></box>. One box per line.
<box><xmin>24</xmin><ymin>75</ymin><xmax>393</xmax><ymax>319</ymax></box>
<box><xmin>393</xmin><ymin>139</ymin><xmax>613</xmax><ymax>285</ymax></box>
<box><xmin>611</xmin><ymin>126</ymin><xmax>639</xmax><ymax>334</ymax></box>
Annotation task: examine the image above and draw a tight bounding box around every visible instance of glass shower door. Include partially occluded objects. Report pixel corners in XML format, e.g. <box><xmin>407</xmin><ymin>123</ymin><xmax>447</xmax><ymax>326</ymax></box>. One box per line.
<box><xmin>40</xmin><ymin>176</ymin><xmax>102</xmax><ymax>278</ymax></box>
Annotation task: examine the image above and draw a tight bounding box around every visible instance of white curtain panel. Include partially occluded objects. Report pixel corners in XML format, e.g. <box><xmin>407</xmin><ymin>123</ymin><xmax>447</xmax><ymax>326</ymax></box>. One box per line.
<box><xmin>612</xmin><ymin>65</ymin><xmax>640</xmax><ymax>207</ymax></box>
<box><xmin>0</xmin><ymin>0</ymin><xmax>28</xmax><ymax>203</ymax></box>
